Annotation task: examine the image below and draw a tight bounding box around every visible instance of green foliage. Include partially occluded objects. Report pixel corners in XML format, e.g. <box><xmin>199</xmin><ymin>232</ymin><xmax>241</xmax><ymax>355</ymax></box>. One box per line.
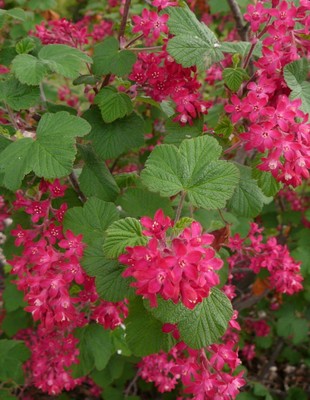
<box><xmin>2</xmin><ymin>278</ymin><xmax>26</xmax><ymax>312</ymax></box>
<box><xmin>73</xmin><ymin>324</ymin><xmax>113</xmax><ymax>377</ymax></box>
<box><xmin>117</xmin><ymin>187</ymin><xmax>173</xmax><ymax>217</ymax></box>
<box><xmin>103</xmin><ymin>217</ymin><xmax>148</xmax><ymax>258</ymax></box>
<box><xmin>165</xmin><ymin>5</ymin><xmax>223</xmax><ymax>70</ymax></box>
<box><xmin>214</xmin><ymin>116</ymin><xmax>234</xmax><ymax>137</ymax></box>
<box><xmin>94</xmin><ymin>87</ymin><xmax>133</xmax><ymax>123</ymax></box>
<box><xmin>12</xmin><ymin>44</ymin><xmax>92</xmax><ymax>85</ymax></box>
<box><xmin>141</xmin><ymin>136</ymin><xmax>239</xmax><ymax>209</ymax></box>
<box><xmin>0</xmin><ymin>340</ymin><xmax>30</xmax><ymax>384</ymax></box>
<box><xmin>82</xmin><ymin>238</ymin><xmax>135</xmax><ymax>301</ymax></box>
<box><xmin>223</xmin><ymin>67</ymin><xmax>249</xmax><ymax>92</ymax></box>
<box><xmin>63</xmin><ymin>197</ymin><xmax>119</xmax><ymax>245</ymax></box>
<box><xmin>252</xmin><ymin>159</ymin><xmax>281</xmax><ymax>197</ymax></box>
<box><xmin>92</xmin><ymin>36</ymin><xmax>136</xmax><ymax>76</ymax></box>
<box><xmin>284</xmin><ymin>58</ymin><xmax>310</xmax><ymax>114</ymax></box>
<box><xmin>228</xmin><ymin>164</ymin><xmax>267</xmax><ymax>217</ymax></box>
<box><xmin>78</xmin><ymin>144</ymin><xmax>120</xmax><ymax>202</ymax></box>
<box><xmin>0</xmin><ymin>77</ymin><xmax>40</xmax><ymax>110</ymax></box>
<box><xmin>277</xmin><ymin>315</ymin><xmax>308</xmax><ymax>345</ymax></box>
<box><xmin>84</xmin><ymin>107</ymin><xmax>145</xmax><ymax>160</ymax></box>
<box><xmin>126</xmin><ymin>298</ymin><xmax>175</xmax><ymax>356</ymax></box>
<box><xmin>0</xmin><ymin>112</ymin><xmax>91</xmax><ymax>190</ymax></box>
<box><xmin>145</xmin><ymin>289</ymin><xmax>233</xmax><ymax>348</ymax></box>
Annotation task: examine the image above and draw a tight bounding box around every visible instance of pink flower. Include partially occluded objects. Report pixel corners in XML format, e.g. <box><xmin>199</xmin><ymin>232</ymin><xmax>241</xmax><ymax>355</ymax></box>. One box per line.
<box><xmin>58</xmin><ymin>230</ymin><xmax>85</xmax><ymax>257</ymax></box>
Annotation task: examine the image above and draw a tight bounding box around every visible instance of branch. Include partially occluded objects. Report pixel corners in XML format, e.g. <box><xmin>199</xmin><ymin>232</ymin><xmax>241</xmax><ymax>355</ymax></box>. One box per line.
<box><xmin>69</xmin><ymin>172</ymin><xmax>87</xmax><ymax>203</ymax></box>
<box><xmin>226</xmin><ymin>0</ymin><xmax>248</xmax><ymax>41</ymax></box>
<box><xmin>118</xmin><ymin>0</ymin><xmax>132</xmax><ymax>40</ymax></box>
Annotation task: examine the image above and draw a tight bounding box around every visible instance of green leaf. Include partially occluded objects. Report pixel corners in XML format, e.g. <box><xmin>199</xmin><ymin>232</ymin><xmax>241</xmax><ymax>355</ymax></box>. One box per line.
<box><xmin>223</xmin><ymin>67</ymin><xmax>249</xmax><ymax>92</ymax></box>
<box><xmin>3</xmin><ymin>278</ymin><xmax>26</xmax><ymax>312</ymax></box>
<box><xmin>117</xmin><ymin>187</ymin><xmax>173</xmax><ymax>218</ymax></box>
<box><xmin>84</xmin><ymin>108</ymin><xmax>144</xmax><ymax>160</ymax></box>
<box><xmin>28</xmin><ymin>0</ymin><xmax>56</xmax><ymax>10</ymax></box>
<box><xmin>227</xmin><ymin>164</ymin><xmax>266</xmax><ymax>218</ymax></box>
<box><xmin>73</xmin><ymin>324</ymin><xmax>113</xmax><ymax>377</ymax></box>
<box><xmin>1</xmin><ymin>309</ymin><xmax>31</xmax><ymax>337</ymax></box>
<box><xmin>82</xmin><ymin>239</ymin><xmax>135</xmax><ymax>301</ymax></box>
<box><xmin>214</xmin><ymin>116</ymin><xmax>234</xmax><ymax>137</ymax></box>
<box><xmin>0</xmin><ymin>77</ymin><xmax>40</xmax><ymax>110</ymax></box>
<box><xmin>38</xmin><ymin>44</ymin><xmax>92</xmax><ymax>79</ymax></box>
<box><xmin>32</xmin><ymin>112</ymin><xmax>91</xmax><ymax>178</ymax></box>
<box><xmin>165</xmin><ymin>5</ymin><xmax>223</xmax><ymax>70</ymax></box>
<box><xmin>92</xmin><ymin>36</ymin><xmax>136</xmax><ymax>76</ymax></box>
<box><xmin>126</xmin><ymin>298</ymin><xmax>175</xmax><ymax>356</ymax></box>
<box><xmin>221</xmin><ymin>41</ymin><xmax>262</xmax><ymax>58</ymax></box>
<box><xmin>15</xmin><ymin>37</ymin><xmax>36</xmax><ymax>54</ymax></box>
<box><xmin>277</xmin><ymin>315</ymin><xmax>308</xmax><ymax>345</ymax></box>
<box><xmin>12</xmin><ymin>54</ymin><xmax>49</xmax><ymax>85</ymax></box>
<box><xmin>171</xmin><ymin>217</ymin><xmax>195</xmax><ymax>236</ymax></box>
<box><xmin>0</xmin><ymin>8</ymin><xmax>26</xmax><ymax>21</ymax></box>
<box><xmin>64</xmin><ymin>198</ymin><xmax>119</xmax><ymax>245</ymax></box>
<box><xmin>0</xmin><ymin>138</ymin><xmax>33</xmax><ymax>190</ymax></box>
<box><xmin>284</xmin><ymin>58</ymin><xmax>310</xmax><ymax>114</ymax></box>
<box><xmin>94</xmin><ymin>87</ymin><xmax>133</xmax><ymax>123</ymax></box>
<box><xmin>0</xmin><ymin>340</ymin><xmax>30</xmax><ymax>384</ymax></box>
<box><xmin>141</xmin><ymin>136</ymin><xmax>239</xmax><ymax>210</ymax></box>
<box><xmin>146</xmin><ymin>288</ymin><xmax>233</xmax><ymax>348</ymax></box>
<box><xmin>78</xmin><ymin>144</ymin><xmax>120</xmax><ymax>202</ymax></box>
<box><xmin>164</xmin><ymin>116</ymin><xmax>204</xmax><ymax>145</ymax></box>
<box><xmin>252</xmin><ymin>160</ymin><xmax>281</xmax><ymax>197</ymax></box>
<box><xmin>103</xmin><ymin>217</ymin><xmax>148</xmax><ymax>259</ymax></box>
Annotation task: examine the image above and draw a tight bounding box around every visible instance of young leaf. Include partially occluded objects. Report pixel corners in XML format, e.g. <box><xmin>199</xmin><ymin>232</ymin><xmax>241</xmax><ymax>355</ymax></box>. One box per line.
<box><xmin>252</xmin><ymin>159</ymin><xmax>281</xmax><ymax>197</ymax></box>
<box><xmin>0</xmin><ymin>77</ymin><xmax>40</xmax><ymax>110</ymax></box>
<box><xmin>103</xmin><ymin>217</ymin><xmax>148</xmax><ymax>259</ymax></box>
<box><xmin>94</xmin><ymin>87</ymin><xmax>133</xmax><ymax>123</ymax></box>
<box><xmin>84</xmin><ymin>108</ymin><xmax>144</xmax><ymax>160</ymax></box>
<box><xmin>223</xmin><ymin>67</ymin><xmax>249</xmax><ymax>92</ymax></box>
<box><xmin>146</xmin><ymin>288</ymin><xmax>233</xmax><ymax>349</ymax></box>
<box><xmin>73</xmin><ymin>324</ymin><xmax>113</xmax><ymax>377</ymax></box>
<box><xmin>63</xmin><ymin>197</ymin><xmax>119</xmax><ymax>245</ymax></box>
<box><xmin>165</xmin><ymin>5</ymin><xmax>223</xmax><ymax>70</ymax></box>
<box><xmin>284</xmin><ymin>58</ymin><xmax>310</xmax><ymax>114</ymax></box>
<box><xmin>78</xmin><ymin>144</ymin><xmax>120</xmax><ymax>202</ymax></box>
<box><xmin>227</xmin><ymin>164</ymin><xmax>267</xmax><ymax>218</ymax></box>
<box><xmin>141</xmin><ymin>136</ymin><xmax>239</xmax><ymax>210</ymax></box>
<box><xmin>92</xmin><ymin>36</ymin><xmax>136</xmax><ymax>76</ymax></box>
<box><xmin>214</xmin><ymin>116</ymin><xmax>234</xmax><ymax>137</ymax></box>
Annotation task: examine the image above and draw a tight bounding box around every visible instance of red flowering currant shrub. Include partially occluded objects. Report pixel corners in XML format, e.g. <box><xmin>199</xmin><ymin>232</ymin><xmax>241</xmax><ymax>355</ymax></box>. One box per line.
<box><xmin>0</xmin><ymin>0</ymin><xmax>309</xmax><ymax>399</ymax></box>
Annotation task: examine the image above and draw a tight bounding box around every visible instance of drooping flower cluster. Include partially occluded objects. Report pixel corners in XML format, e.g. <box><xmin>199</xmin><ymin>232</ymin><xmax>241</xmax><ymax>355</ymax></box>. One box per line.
<box><xmin>225</xmin><ymin>0</ymin><xmax>310</xmax><ymax>186</ymax></box>
<box><xmin>228</xmin><ymin>223</ymin><xmax>303</xmax><ymax>296</ymax></box>
<box><xmin>33</xmin><ymin>16</ymin><xmax>113</xmax><ymax>48</ymax></box>
<box><xmin>9</xmin><ymin>181</ymin><xmax>128</xmax><ymax>395</ymax></box>
<box><xmin>139</xmin><ymin>322</ymin><xmax>245</xmax><ymax>399</ymax></box>
<box><xmin>119</xmin><ymin>210</ymin><xmax>223</xmax><ymax>309</ymax></box>
<box><xmin>130</xmin><ymin>49</ymin><xmax>210</xmax><ymax>125</ymax></box>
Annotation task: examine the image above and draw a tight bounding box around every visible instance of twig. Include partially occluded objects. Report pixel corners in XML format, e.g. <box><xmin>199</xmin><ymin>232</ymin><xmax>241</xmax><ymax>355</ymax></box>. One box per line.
<box><xmin>69</xmin><ymin>172</ymin><xmax>87</xmax><ymax>203</ymax></box>
<box><xmin>233</xmin><ymin>289</ymin><xmax>270</xmax><ymax>311</ymax></box>
<box><xmin>174</xmin><ymin>191</ymin><xmax>186</xmax><ymax>223</ymax></box>
<box><xmin>226</xmin><ymin>0</ymin><xmax>248</xmax><ymax>41</ymax></box>
<box><xmin>258</xmin><ymin>339</ymin><xmax>284</xmax><ymax>380</ymax></box>
<box><xmin>124</xmin><ymin>368</ymin><xmax>140</xmax><ymax>396</ymax></box>
<box><xmin>5</xmin><ymin>103</ymin><xmax>20</xmax><ymax>131</ymax></box>
<box><xmin>118</xmin><ymin>0</ymin><xmax>132</xmax><ymax>40</ymax></box>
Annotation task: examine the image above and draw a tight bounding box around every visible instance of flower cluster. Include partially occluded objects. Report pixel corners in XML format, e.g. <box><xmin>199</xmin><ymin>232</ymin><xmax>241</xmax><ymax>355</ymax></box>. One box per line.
<box><xmin>9</xmin><ymin>181</ymin><xmax>128</xmax><ymax>395</ymax></box>
<box><xmin>225</xmin><ymin>0</ymin><xmax>310</xmax><ymax>186</ymax></box>
<box><xmin>139</xmin><ymin>322</ymin><xmax>245</xmax><ymax>399</ymax></box>
<box><xmin>130</xmin><ymin>49</ymin><xmax>210</xmax><ymax>124</ymax></box>
<box><xmin>228</xmin><ymin>223</ymin><xmax>303</xmax><ymax>296</ymax></box>
<box><xmin>33</xmin><ymin>16</ymin><xmax>113</xmax><ymax>48</ymax></box>
<box><xmin>119</xmin><ymin>210</ymin><xmax>222</xmax><ymax>309</ymax></box>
